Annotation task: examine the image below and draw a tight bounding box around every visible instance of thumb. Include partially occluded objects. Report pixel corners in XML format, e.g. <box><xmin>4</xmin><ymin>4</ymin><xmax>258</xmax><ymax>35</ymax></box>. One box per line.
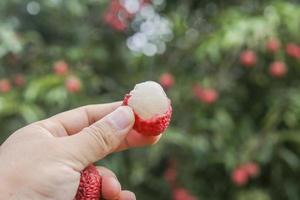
<box><xmin>59</xmin><ymin>106</ymin><xmax>134</xmax><ymax>169</ymax></box>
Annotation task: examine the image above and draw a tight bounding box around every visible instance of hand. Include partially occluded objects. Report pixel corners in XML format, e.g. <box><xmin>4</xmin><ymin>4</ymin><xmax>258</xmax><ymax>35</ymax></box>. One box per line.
<box><xmin>0</xmin><ymin>102</ymin><xmax>161</xmax><ymax>200</ymax></box>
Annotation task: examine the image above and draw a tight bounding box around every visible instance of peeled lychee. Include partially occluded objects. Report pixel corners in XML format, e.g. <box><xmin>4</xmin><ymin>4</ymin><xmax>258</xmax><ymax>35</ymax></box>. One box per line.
<box><xmin>75</xmin><ymin>165</ymin><xmax>101</xmax><ymax>200</ymax></box>
<box><xmin>123</xmin><ymin>81</ymin><xmax>172</xmax><ymax>136</ymax></box>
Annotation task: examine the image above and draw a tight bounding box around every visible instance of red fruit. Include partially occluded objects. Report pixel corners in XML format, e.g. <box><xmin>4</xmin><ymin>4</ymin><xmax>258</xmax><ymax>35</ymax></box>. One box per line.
<box><xmin>13</xmin><ymin>74</ymin><xmax>26</xmax><ymax>87</ymax></box>
<box><xmin>286</xmin><ymin>43</ymin><xmax>300</xmax><ymax>59</ymax></box>
<box><xmin>231</xmin><ymin>167</ymin><xmax>248</xmax><ymax>186</ymax></box>
<box><xmin>0</xmin><ymin>79</ymin><xmax>11</xmax><ymax>93</ymax></box>
<box><xmin>75</xmin><ymin>165</ymin><xmax>101</xmax><ymax>200</ymax></box>
<box><xmin>159</xmin><ymin>73</ymin><xmax>175</xmax><ymax>90</ymax></box>
<box><xmin>66</xmin><ymin>76</ymin><xmax>81</xmax><ymax>93</ymax></box>
<box><xmin>240</xmin><ymin>50</ymin><xmax>257</xmax><ymax>67</ymax></box>
<box><xmin>53</xmin><ymin>60</ymin><xmax>68</xmax><ymax>75</ymax></box>
<box><xmin>123</xmin><ymin>81</ymin><xmax>172</xmax><ymax>136</ymax></box>
<box><xmin>193</xmin><ymin>84</ymin><xmax>218</xmax><ymax>104</ymax></box>
<box><xmin>200</xmin><ymin>89</ymin><xmax>218</xmax><ymax>104</ymax></box>
<box><xmin>104</xmin><ymin>0</ymin><xmax>132</xmax><ymax>31</ymax></box>
<box><xmin>269</xmin><ymin>61</ymin><xmax>287</xmax><ymax>78</ymax></box>
<box><xmin>243</xmin><ymin>162</ymin><xmax>260</xmax><ymax>178</ymax></box>
<box><xmin>164</xmin><ymin>163</ymin><xmax>177</xmax><ymax>186</ymax></box>
<box><xmin>193</xmin><ymin>84</ymin><xmax>202</xmax><ymax>97</ymax></box>
<box><xmin>266</xmin><ymin>38</ymin><xmax>280</xmax><ymax>53</ymax></box>
<box><xmin>173</xmin><ymin>188</ymin><xmax>197</xmax><ymax>200</ymax></box>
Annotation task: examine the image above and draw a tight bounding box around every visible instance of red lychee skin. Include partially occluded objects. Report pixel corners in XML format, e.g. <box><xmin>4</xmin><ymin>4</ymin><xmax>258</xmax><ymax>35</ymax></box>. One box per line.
<box><xmin>231</xmin><ymin>167</ymin><xmax>248</xmax><ymax>186</ymax></box>
<box><xmin>199</xmin><ymin>89</ymin><xmax>218</xmax><ymax>104</ymax></box>
<box><xmin>173</xmin><ymin>188</ymin><xmax>197</xmax><ymax>200</ymax></box>
<box><xmin>104</xmin><ymin>0</ymin><xmax>131</xmax><ymax>31</ymax></box>
<box><xmin>243</xmin><ymin>162</ymin><xmax>260</xmax><ymax>178</ymax></box>
<box><xmin>66</xmin><ymin>76</ymin><xmax>81</xmax><ymax>93</ymax></box>
<box><xmin>0</xmin><ymin>79</ymin><xmax>12</xmax><ymax>93</ymax></box>
<box><xmin>14</xmin><ymin>74</ymin><xmax>26</xmax><ymax>87</ymax></box>
<box><xmin>269</xmin><ymin>61</ymin><xmax>287</xmax><ymax>78</ymax></box>
<box><xmin>193</xmin><ymin>84</ymin><xmax>218</xmax><ymax>104</ymax></box>
<box><xmin>240</xmin><ymin>50</ymin><xmax>257</xmax><ymax>67</ymax></box>
<box><xmin>54</xmin><ymin>60</ymin><xmax>69</xmax><ymax>76</ymax></box>
<box><xmin>164</xmin><ymin>166</ymin><xmax>177</xmax><ymax>186</ymax></box>
<box><xmin>266</xmin><ymin>38</ymin><xmax>280</xmax><ymax>53</ymax></box>
<box><xmin>75</xmin><ymin>165</ymin><xmax>101</xmax><ymax>200</ymax></box>
<box><xmin>286</xmin><ymin>43</ymin><xmax>300</xmax><ymax>59</ymax></box>
<box><xmin>123</xmin><ymin>94</ymin><xmax>172</xmax><ymax>136</ymax></box>
<box><xmin>159</xmin><ymin>73</ymin><xmax>175</xmax><ymax>90</ymax></box>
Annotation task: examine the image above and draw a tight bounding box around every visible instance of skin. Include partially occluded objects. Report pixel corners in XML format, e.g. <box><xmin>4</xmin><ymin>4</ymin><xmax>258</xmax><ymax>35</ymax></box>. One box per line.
<box><xmin>0</xmin><ymin>102</ymin><xmax>161</xmax><ymax>200</ymax></box>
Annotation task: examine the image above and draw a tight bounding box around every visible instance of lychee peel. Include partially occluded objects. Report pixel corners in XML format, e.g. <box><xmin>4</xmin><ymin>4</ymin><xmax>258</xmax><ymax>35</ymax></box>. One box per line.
<box><xmin>123</xmin><ymin>81</ymin><xmax>172</xmax><ymax>136</ymax></box>
<box><xmin>75</xmin><ymin>165</ymin><xmax>101</xmax><ymax>200</ymax></box>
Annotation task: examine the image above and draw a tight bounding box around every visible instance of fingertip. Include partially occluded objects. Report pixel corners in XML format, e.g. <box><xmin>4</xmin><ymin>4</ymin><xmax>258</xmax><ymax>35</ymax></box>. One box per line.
<box><xmin>119</xmin><ymin>190</ymin><xmax>136</xmax><ymax>200</ymax></box>
<box><xmin>101</xmin><ymin>176</ymin><xmax>121</xmax><ymax>200</ymax></box>
<box><xmin>97</xmin><ymin>167</ymin><xmax>117</xmax><ymax>179</ymax></box>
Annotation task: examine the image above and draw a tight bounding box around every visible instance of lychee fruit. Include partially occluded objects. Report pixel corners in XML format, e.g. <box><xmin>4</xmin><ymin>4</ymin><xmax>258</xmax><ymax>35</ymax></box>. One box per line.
<box><xmin>243</xmin><ymin>162</ymin><xmax>260</xmax><ymax>178</ymax></box>
<box><xmin>164</xmin><ymin>160</ymin><xmax>177</xmax><ymax>186</ymax></box>
<box><xmin>123</xmin><ymin>81</ymin><xmax>172</xmax><ymax>136</ymax></box>
<box><xmin>159</xmin><ymin>73</ymin><xmax>175</xmax><ymax>90</ymax></box>
<box><xmin>240</xmin><ymin>50</ymin><xmax>257</xmax><ymax>67</ymax></box>
<box><xmin>269</xmin><ymin>61</ymin><xmax>287</xmax><ymax>78</ymax></box>
<box><xmin>66</xmin><ymin>76</ymin><xmax>81</xmax><ymax>93</ymax></box>
<box><xmin>193</xmin><ymin>84</ymin><xmax>218</xmax><ymax>104</ymax></box>
<box><xmin>266</xmin><ymin>38</ymin><xmax>280</xmax><ymax>53</ymax></box>
<box><xmin>231</xmin><ymin>167</ymin><xmax>248</xmax><ymax>186</ymax></box>
<box><xmin>75</xmin><ymin>165</ymin><xmax>101</xmax><ymax>200</ymax></box>
<box><xmin>54</xmin><ymin>60</ymin><xmax>69</xmax><ymax>76</ymax></box>
<box><xmin>0</xmin><ymin>79</ymin><xmax>12</xmax><ymax>93</ymax></box>
<box><xmin>13</xmin><ymin>74</ymin><xmax>26</xmax><ymax>87</ymax></box>
<box><xmin>286</xmin><ymin>43</ymin><xmax>300</xmax><ymax>59</ymax></box>
<box><xmin>173</xmin><ymin>188</ymin><xmax>197</xmax><ymax>200</ymax></box>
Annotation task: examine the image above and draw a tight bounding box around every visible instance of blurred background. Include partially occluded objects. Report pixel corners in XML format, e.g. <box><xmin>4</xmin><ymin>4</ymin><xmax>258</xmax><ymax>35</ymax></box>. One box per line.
<box><xmin>0</xmin><ymin>0</ymin><xmax>300</xmax><ymax>199</ymax></box>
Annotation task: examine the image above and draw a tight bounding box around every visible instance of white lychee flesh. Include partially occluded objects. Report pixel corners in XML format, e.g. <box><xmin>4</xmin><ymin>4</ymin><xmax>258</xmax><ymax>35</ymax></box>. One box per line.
<box><xmin>127</xmin><ymin>81</ymin><xmax>169</xmax><ymax>120</ymax></box>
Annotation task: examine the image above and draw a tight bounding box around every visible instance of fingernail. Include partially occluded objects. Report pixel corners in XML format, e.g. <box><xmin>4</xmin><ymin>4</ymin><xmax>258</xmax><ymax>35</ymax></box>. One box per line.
<box><xmin>107</xmin><ymin>106</ymin><xmax>134</xmax><ymax>131</ymax></box>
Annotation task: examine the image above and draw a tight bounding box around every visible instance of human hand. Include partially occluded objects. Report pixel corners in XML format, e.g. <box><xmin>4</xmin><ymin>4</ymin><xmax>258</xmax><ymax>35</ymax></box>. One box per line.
<box><xmin>0</xmin><ymin>102</ymin><xmax>161</xmax><ymax>200</ymax></box>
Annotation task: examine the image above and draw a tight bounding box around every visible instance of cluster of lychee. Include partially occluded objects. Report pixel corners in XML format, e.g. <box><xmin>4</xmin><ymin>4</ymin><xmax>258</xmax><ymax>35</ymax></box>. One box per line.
<box><xmin>164</xmin><ymin>160</ymin><xmax>198</xmax><ymax>200</ymax></box>
<box><xmin>0</xmin><ymin>60</ymin><xmax>82</xmax><ymax>95</ymax></box>
<box><xmin>53</xmin><ymin>60</ymin><xmax>82</xmax><ymax>93</ymax></box>
<box><xmin>159</xmin><ymin>72</ymin><xmax>219</xmax><ymax>105</ymax></box>
<box><xmin>231</xmin><ymin>162</ymin><xmax>260</xmax><ymax>186</ymax></box>
<box><xmin>103</xmin><ymin>0</ymin><xmax>150</xmax><ymax>32</ymax></box>
<box><xmin>240</xmin><ymin>38</ymin><xmax>300</xmax><ymax>78</ymax></box>
<box><xmin>0</xmin><ymin>74</ymin><xmax>26</xmax><ymax>94</ymax></box>
<box><xmin>76</xmin><ymin>81</ymin><xmax>173</xmax><ymax>199</ymax></box>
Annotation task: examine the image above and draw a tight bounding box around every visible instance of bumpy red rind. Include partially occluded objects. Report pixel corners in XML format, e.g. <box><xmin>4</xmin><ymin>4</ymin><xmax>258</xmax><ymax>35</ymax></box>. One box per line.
<box><xmin>123</xmin><ymin>94</ymin><xmax>172</xmax><ymax>136</ymax></box>
<box><xmin>75</xmin><ymin>165</ymin><xmax>101</xmax><ymax>200</ymax></box>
